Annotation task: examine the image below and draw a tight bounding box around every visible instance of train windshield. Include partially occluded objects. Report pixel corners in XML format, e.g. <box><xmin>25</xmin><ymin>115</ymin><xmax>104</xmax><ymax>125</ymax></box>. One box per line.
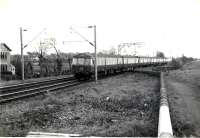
<box><xmin>72</xmin><ymin>58</ymin><xmax>92</xmax><ymax>65</ymax></box>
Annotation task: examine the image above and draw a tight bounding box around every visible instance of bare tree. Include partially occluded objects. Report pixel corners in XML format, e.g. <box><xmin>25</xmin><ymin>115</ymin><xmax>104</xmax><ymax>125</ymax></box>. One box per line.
<box><xmin>108</xmin><ymin>47</ymin><xmax>117</xmax><ymax>55</ymax></box>
<box><xmin>30</xmin><ymin>38</ymin><xmax>54</xmax><ymax>77</ymax></box>
<box><xmin>38</xmin><ymin>39</ymin><xmax>53</xmax><ymax>58</ymax></box>
<box><xmin>27</xmin><ymin>52</ymin><xmax>39</xmax><ymax>60</ymax></box>
<box><xmin>43</xmin><ymin>38</ymin><xmax>62</xmax><ymax>75</ymax></box>
<box><xmin>98</xmin><ymin>50</ymin><xmax>108</xmax><ymax>56</ymax></box>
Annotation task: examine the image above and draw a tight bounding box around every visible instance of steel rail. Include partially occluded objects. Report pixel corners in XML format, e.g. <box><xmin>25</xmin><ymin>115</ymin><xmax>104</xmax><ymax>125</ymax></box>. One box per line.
<box><xmin>0</xmin><ymin>80</ymin><xmax>77</xmax><ymax>98</ymax></box>
<box><xmin>0</xmin><ymin>77</ymin><xmax>79</xmax><ymax>104</ymax></box>
<box><xmin>0</xmin><ymin>81</ymin><xmax>79</xmax><ymax>103</ymax></box>
<box><xmin>0</xmin><ymin>73</ymin><xmax>122</xmax><ymax>104</ymax></box>
<box><xmin>0</xmin><ymin>76</ymin><xmax>74</xmax><ymax>93</ymax></box>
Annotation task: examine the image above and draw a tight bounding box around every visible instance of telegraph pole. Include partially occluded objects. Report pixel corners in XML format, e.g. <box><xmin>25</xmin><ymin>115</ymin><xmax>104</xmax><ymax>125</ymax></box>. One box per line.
<box><xmin>20</xmin><ymin>28</ymin><xmax>45</xmax><ymax>80</ymax></box>
<box><xmin>94</xmin><ymin>25</ymin><xmax>97</xmax><ymax>82</ymax></box>
<box><xmin>118</xmin><ymin>42</ymin><xmax>144</xmax><ymax>56</ymax></box>
<box><xmin>20</xmin><ymin>27</ymin><xmax>24</xmax><ymax>80</ymax></box>
<box><xmin>69</xmin><ymin>25</ymin><xmax>98</xmax><ymax>82</ymax></box>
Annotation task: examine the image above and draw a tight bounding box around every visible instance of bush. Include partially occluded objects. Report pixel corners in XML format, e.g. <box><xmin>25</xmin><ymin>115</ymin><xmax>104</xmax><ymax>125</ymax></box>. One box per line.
<box><xmin>170</xmin><ymin>58</ymin><xmax>182</xmax><ymax>69</ymax></box>
<box><xmin>43</xmin><ymin>92</ymin><xmax>64</xmax><ymax>106</ymax></box>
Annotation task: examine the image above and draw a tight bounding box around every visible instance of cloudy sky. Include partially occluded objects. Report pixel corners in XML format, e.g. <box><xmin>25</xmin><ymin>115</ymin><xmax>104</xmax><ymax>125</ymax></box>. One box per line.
<box><xmin>1</xmin><ymin>0</ymin><xmax>200</xmax><ymax>58</ymax></box>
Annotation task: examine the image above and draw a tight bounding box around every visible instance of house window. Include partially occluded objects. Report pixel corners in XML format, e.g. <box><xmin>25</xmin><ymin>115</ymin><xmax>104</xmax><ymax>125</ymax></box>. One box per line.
<box><xmin>0</xmin><ymin>52</ymin><xmax>7</xmax><ymax>59</ymax></box>
<box><xmin>4</xmin><ymin>53</ymin><xmax>6</xmax><ymax>59</ymax></box>
<box><xmin>2</xmin><ymin>65</ymin><xmax>4</xmax><ymax>72</ymax></box>
<box><xmin>1</xmin><ymin>52</ymin><xmax>7</xmax><ymax>59</ymax></box>
<box><xmin>0</xmin><ymin>64</ymin><xmax>7</xmax><ymax>72</ymax></box>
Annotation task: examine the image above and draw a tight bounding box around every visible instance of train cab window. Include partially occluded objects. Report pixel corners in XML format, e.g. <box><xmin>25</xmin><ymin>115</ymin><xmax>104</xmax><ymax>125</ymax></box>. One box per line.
<box><xmin>72</xmin><ymin>58</ymin><xmax>92</xmax><ymax>65</ymax></box>
<box><xmin>72</xmin><ymin>58</ymin><xmax>79</xmax><ymax>65</ymax></box>
<box><xmin>85</xmin><ymin>58</ymin><xmax>92</xmax><ymax>65</ymax></box>
<box><xmin>77</xmin><ymin>58</ymin><xmax>84</xmax><ymax>65</ymax></box>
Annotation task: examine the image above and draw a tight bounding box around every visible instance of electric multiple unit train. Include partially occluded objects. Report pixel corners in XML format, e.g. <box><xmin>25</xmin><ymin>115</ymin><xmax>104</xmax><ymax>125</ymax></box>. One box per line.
<box><xmin>72</xmin><ymin>53</ymin><xmax>171</xmax><ymax>79</ymax></box>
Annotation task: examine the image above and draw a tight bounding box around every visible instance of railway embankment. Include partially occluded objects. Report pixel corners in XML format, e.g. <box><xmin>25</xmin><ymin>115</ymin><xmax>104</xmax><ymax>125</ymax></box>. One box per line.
<box><xmin>0</xmin><ymin>73</ymin><xmax>160</xmax><ymax>137</ymax></box>
<box><xmin>165</xmin><ymin>61</ymin><xmax>200</xmax><ymax>137</ymax></box>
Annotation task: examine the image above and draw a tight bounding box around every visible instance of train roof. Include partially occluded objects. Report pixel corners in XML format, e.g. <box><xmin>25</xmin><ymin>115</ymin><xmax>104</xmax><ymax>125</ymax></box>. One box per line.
<box><xmin>73</xmin><ymin>53</ymin><xmax>167</xmax><ymax>59</ymax></box>
<box><xmin>73</xmin><ymin>53</ymin><xmax>92</xmax><ymax>58</ymax></box>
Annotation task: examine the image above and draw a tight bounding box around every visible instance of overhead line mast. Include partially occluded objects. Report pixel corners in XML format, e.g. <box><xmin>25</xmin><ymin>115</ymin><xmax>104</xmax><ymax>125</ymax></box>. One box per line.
<box><xmin>118</xmin><ymin>42</ymin><xmax>145</xmax><ymax>56</ymax></box>
<box><xmin>63</xmin><ymin>25</ymin><xmax>98</xmax><ymax>83</ymax></box>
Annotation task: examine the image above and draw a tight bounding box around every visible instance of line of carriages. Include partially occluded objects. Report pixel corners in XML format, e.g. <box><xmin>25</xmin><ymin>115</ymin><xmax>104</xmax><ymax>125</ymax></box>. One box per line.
<box><xmin>72</xmin><ymin>53</ymin><xmax>171</xmax><ymax>79</ymax></box>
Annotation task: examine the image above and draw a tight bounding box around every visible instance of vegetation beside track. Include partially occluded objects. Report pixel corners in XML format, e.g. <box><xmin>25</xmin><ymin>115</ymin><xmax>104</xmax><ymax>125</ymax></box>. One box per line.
<box><xmin>166</xmin><ymin>60</ymin><xmax>200</xmax><ymax>136</ymax></box>
<box><xmin>0</xmin><ymin>73</ymin><xmax>160</xmax><ymax>137</ymax></box>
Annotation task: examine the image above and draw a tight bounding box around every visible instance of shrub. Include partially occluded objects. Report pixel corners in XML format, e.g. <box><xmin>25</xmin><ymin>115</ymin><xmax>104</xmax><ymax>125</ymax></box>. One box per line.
<box><xmin>170</xmin><ymin>58</ymin><xmax>182</xmax><ymax>69</ymax></box>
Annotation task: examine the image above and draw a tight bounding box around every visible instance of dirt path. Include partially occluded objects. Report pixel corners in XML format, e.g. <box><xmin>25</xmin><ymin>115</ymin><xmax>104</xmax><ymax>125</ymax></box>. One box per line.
<box><xmin>166</xmin><ymin>76</ymin><xmax>200</xmax><ymax>136</ymax></box>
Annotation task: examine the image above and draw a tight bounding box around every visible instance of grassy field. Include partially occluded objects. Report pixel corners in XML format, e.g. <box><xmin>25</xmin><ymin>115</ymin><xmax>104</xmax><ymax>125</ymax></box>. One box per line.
<box><xmin>166</xmin><ymin>60</ymin><xmax>200</xmax><ymax>137</ymax></box>
<box><xmin>169</xmin><ymin>60</ymin><xmax>200</xmax><ymax>87</ymax></box>
<box><xmin>0</xmin><ymin>73</ymin><xmax>160</xmax><ymax>137</ymax></box>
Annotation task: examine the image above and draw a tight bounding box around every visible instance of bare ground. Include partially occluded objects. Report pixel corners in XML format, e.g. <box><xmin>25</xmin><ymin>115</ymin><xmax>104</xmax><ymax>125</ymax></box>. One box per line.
<box><xmin>165</xmin><ymin>61</ymin><xmax>200</xmax><ymax>137</ymax></box>
<box><xmin>0</xmin><ymin>73</ymin><xmax>160</xmax><ymax>137</ymax></box>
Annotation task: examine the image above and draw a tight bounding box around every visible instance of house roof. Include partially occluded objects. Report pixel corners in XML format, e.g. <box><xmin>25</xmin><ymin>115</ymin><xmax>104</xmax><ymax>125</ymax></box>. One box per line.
<box><xmin>0</xmin><ymin>43</ymin><xmax>12</xmax><ymax>51</ymax></box>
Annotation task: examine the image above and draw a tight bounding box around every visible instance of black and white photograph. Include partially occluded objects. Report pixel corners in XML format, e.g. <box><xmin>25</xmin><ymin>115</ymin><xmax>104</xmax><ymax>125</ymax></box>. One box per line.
<box><xmin>0</xmin><ymin>0</ymin><xmax>200</xmax><ymax>137</ymax></box>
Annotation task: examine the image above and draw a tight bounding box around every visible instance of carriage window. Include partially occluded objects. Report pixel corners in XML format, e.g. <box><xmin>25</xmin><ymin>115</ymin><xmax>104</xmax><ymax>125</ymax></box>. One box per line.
<box><xmin>72</xmin><ymin>57</ymin><xmax>92</xmax><ymax>65</ymax></box>
<box><xmin>77</xmin><ymin>58</ymin><xmax>84</xmax><ymax>65</ymax></box>
<box><xmin>72</xmin><ymin>58</ymin><xmax>78</xmax><ymax>65</ymax></box>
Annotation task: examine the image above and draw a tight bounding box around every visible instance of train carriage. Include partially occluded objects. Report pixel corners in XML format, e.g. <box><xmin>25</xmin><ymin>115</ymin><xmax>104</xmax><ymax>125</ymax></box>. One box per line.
<box><xmin>72</xmin><ymin>53</ymin><xmax>170</xmax><ymax>79</ymax></box>
<box><xmin>123</xmin><ymin>56</ymin><xmax>138</xmax><ymax>71</ymax></box>
<box><xmin>72</xmin><ymin>53</ymin><xmax>93</xmax><ymax>78</ymax></box>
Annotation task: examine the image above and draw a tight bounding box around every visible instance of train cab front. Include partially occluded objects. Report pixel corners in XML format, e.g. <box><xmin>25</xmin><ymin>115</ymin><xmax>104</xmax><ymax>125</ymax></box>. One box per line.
<box><xmin>72</xmin><ymin>53</ymin><xmax>93</xmax><ymax>80</ymax></box>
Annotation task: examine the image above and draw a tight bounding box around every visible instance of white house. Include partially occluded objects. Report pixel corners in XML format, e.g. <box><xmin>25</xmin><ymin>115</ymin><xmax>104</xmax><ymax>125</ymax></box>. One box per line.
<box><xmin>0</xmin><ymin>43</ymin><xmax>15</xmax><ymax>75</ymax></box>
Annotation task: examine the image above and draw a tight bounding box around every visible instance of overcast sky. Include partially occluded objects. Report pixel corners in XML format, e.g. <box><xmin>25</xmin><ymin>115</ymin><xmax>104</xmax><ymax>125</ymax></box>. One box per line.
<box><xmin>1</xmin><ymin>0</ymin><xmax>200</xmax><ymax>58</ymax></box>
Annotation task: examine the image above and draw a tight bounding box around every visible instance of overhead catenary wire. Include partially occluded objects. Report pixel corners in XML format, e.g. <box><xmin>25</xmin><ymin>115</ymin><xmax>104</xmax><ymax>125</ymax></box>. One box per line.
<box><xmin>69</xmin><ymin>27</ymin><xmax>94</xmax><ymax>47</ymax></box>
<box><xmin>24</xmin><ymin>28</ymin><xmax>47</xmax><ymax>48</ymax></box>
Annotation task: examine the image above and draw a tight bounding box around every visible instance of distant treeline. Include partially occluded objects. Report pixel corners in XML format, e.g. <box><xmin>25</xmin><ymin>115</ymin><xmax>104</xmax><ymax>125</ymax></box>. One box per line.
<box><xmin>10</xmin><ymin>52</ymin><xmax>76</xmax><ymax>79</ymax></box>
<box><xmin>169</xmin><ymin>55</ymin><xmax>195</xmax><ymax>68</ymax></box>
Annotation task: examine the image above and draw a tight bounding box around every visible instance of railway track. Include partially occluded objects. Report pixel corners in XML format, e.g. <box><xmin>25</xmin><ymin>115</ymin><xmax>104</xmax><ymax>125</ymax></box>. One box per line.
<box><xmin>0</xmin><ymin>66</ymin><xmax>172</xmax><ymax>104</ymax></box>
<box><xmin>0</xmin><ymin>73</ymin><xmax>122</xmax><ymax>104</ymax></box>
<box><xmin>0</xmin><ymin>76</ymin><xmax>80</xmax><ymax>104</ymax></box>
